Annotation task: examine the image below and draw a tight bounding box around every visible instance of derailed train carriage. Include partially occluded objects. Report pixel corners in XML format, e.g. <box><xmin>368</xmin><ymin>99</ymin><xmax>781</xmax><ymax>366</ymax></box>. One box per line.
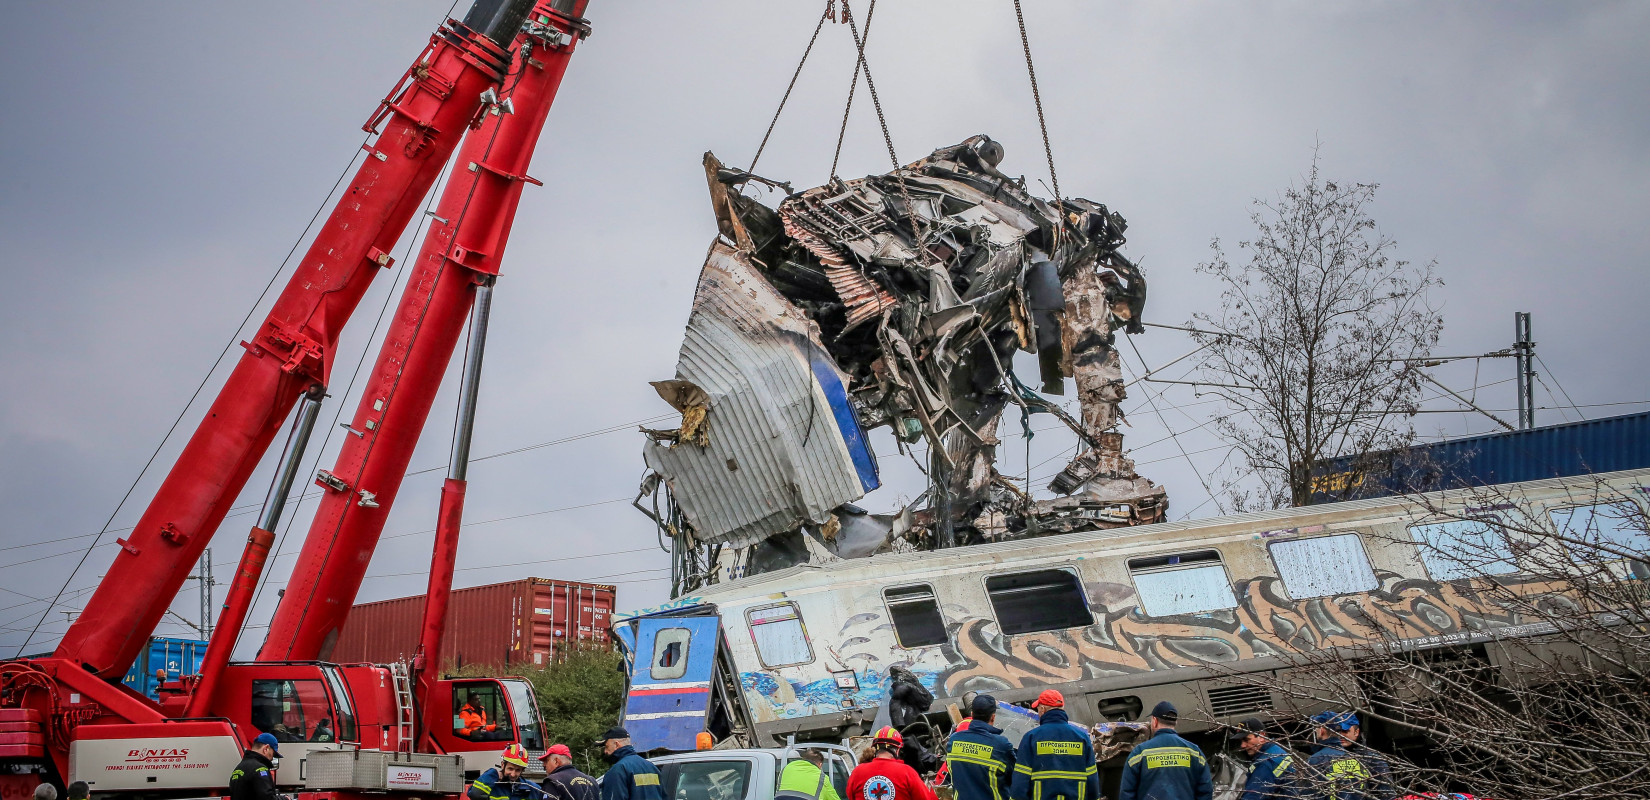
<box><xmin>611</xmin><ymin>468</ymin><xmax>1650</xmax><ymax>766</ymax></box>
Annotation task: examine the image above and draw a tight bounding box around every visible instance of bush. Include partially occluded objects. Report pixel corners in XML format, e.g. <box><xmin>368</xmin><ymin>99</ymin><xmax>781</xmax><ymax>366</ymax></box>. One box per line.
<box><xmin>522</xmin><ymin>648</ymin><xmax>627</xmax><ymax>776</ymax></box>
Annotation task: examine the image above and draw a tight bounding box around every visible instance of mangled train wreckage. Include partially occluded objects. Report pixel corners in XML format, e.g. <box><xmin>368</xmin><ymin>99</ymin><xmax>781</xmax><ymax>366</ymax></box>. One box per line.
<box><xmin>637</xmin><ymin>136</ymin><xmax>1165</xmax><ymax>593</ymax></box>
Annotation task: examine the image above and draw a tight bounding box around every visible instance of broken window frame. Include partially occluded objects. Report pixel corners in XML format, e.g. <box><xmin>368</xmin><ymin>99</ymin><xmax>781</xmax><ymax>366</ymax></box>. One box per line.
<box><xmin>744</xmin><ymin>602</ymin><xmax>815</xmax><ymax>669</ymax></box>
<box><xmin>650</xmin><ymin>627</ymin><xmax>692</xmax><ymax>681</ymax></box>
<box><xmin>882</xmin><ymin>583</ymin><xmax>949</xmax><ymax>649</ymax></box>
<box><xmin>1267</xmin><ymin>533</ymin><xmax>1381</xmax><ymax>600</ymax></box>
<box><xmin>1408</xmin><ymin>516</ymin><xmax>1521</xmax><ymax>581</ymax></box>
<box><xmin>982</xmin><ymin>567</ymin><xmax>1095</xmax><ymax>636</ymax></box>
<box><xmin>1126</xmin><ymin>550</ymin><xmax>1238</xmax><ymax>617</ymax></box>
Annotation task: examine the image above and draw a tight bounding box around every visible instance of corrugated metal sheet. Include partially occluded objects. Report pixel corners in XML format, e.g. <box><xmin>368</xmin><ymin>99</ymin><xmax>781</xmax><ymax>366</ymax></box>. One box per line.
<box><xmin>330</xmin><ymin>578</ymin><xmax>615</xmax><ymax>669</ymax></box>
<box><xmin>1310</xmin><ymin>411</ymin><xmax>1650</xmax><ymax>503</ymax></box>
<box><xmin>644</xmin><ymin>241</ymin><xmax>879</xmax><ymax>549</ymax></box>
<box><xmin>121</xmin><ymin>637</ymin><xmax>208</xmax><ymax>700</ymax></box>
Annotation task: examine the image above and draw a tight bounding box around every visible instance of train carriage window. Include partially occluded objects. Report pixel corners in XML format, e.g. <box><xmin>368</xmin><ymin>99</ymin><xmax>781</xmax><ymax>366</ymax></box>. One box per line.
<box><xmin>1269</xmin><ymin>534</ymin><xmax>1380</xmax><ymax>599</ymax></box>
<box><xmin>1550</xmin><ymin>502</ymin><xmax>1650</xmax><ymax>579</ymax></box>
<box><xmin>1127</xmin><ymin>551</ymin><xmax>1237</xmax><ymax>616</ymax></box>
<box><xmin>651</xmin><ymin>627</ymin><xmax>692</xmax><ymax>680</ymax></box>
<box><xmin>883</xmin><ymin>584</ymin><xmax>948</xmax><ymax>648</ymax></box>
<box><xmin>747</xmin><ymin>603</ymin><xmax>814</xmax><ymax>668</ymax></box>
<box><xmin>984</xmin><ymin>569</ymin><xmax>1093</xmax><ymax>635</ymax></box>
<box><xmin>1408</xmin><ymin>518</ymin><xmax>1519</xmax><ymax>580</ymax></box>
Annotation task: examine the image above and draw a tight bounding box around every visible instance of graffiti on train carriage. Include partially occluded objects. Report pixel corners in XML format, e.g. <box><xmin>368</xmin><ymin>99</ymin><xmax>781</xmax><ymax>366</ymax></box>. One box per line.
<box><xmin>733</xmin><ymin>570</ymin><xmax>1571</xmax><ymax>717</ymax></box>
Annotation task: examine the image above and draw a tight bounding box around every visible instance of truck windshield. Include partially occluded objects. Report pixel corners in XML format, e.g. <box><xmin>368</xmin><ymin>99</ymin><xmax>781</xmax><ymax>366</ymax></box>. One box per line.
<box><xmin>658</xmin><ymin>760</ymin><xmax>752</xmax><ymax>800</ymax></box>
<box><xmin>321</xmin><ymin>666</ymin><xmax>359</xmax><ymax>742</ymax></box>
<box><xmin>501</xmin><ymin>679</ymin><xmax>544</xmax><ymax>751</ymax></box>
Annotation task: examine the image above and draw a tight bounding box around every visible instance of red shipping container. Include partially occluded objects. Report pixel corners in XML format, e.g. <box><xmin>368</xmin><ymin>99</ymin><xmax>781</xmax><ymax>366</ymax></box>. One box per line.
<box><xmin>330</xmin><ymin>578</ymin><xmax>616</xmax><ymax>669</ymax></box>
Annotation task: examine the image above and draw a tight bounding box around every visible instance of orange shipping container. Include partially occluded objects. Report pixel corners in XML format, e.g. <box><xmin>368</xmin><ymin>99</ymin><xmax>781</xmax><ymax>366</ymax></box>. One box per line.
<box><xmin>330</xmin><ymin>578</ymin><xmax>616</xmax><ymax>669</ymax></box>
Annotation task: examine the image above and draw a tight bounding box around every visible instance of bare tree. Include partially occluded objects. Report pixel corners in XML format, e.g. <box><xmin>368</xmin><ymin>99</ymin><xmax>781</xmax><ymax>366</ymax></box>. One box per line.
<box><xmin>1193</xmin><ymin>476</ymin><xmax>1650</xmax><ymax>800</ymax></box>
<box><xmin>1190</xmin><ymin>153</ymin><xmax>1443</xmax><ymax>509</ymax></box>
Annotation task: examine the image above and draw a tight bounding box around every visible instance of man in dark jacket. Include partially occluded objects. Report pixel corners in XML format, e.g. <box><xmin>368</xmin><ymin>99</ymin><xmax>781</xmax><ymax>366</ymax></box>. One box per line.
<box><xmin>470</xmin><ymin>745</ymin><xmax>545</xmax><ymax>800</ymax></box>
<box><xmin>1227</xmin><ymin>718</ymin><xmax>1296</xmax><ymax>800</ymax></box>
<box><xmin>948</xmin><ymin>694</ymin><xmax>1015</xmax><ymax>800</ymax></box>
<box><xmin>541</xmin><ymin>744</ymin><xmax>599</xmax><ymax>800</ymax></box>
<box><xmin>1011</xmin><ymin>690</ymin><xmax>1100</xmax><ymax>800</ymax></box>
<box><xmin>1300</xmin><ymin>712</ymin><xmax>1393</xmax><ymax>800</ymax></box>
<box><xmin>1118</xmin><ymin>702</ymin><xmax>1212</xmax><ymax>800</ymax></box>
<box><xmin>229</xmin><ymin>733</ymin><xmax>282</xmax><ymax>800</ymax></box>
<box><xmin>596</xmin><ymin>727</ymin><xmax>665</xmax><ymax>800</ymax></box>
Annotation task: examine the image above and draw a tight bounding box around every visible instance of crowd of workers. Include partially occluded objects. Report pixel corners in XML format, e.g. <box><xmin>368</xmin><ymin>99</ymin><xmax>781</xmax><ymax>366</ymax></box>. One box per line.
<box><xmin>211</xmin><ymin>690</ymin><xmax>1401</xmax><ymax>800</ymax></box>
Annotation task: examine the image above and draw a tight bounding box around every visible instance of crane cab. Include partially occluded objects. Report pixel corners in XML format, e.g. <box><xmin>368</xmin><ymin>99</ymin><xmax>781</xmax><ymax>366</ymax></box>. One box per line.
<box><xmin>208</xmin><ymin>662</ymin><xmax>393</xmax><ymax>787</ymax></box>
<box><xmin>426</xmin><ymin>677</ymin><xmax>547</xmax><ymax>776</ymax></box>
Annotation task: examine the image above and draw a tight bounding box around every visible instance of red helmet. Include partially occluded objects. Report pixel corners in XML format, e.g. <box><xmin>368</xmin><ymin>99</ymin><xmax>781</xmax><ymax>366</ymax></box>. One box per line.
<box><xmin>500</xmin><ymin>743</ymin><xmax>530</xmax><ymax>768</ymax></box>
<box><xmin>873</xmin><ymin>726</ymin><xmax>904</xmax><ymax>747</ymax></box>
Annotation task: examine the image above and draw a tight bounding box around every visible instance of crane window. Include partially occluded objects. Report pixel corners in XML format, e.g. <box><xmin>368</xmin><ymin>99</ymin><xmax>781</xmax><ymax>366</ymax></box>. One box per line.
<box><xmin>1550</xmin><ymin>501</ymin><xmax>1650</xmax><ymax>579</ymax></box>
<box><xmin>884</xmin><ymin>584</ymin><xmax>947</xmax><ymax>648</ymax></box>
<box><xmin>1409</xmin><ymin>518</ymin><xmax>1519</xmax><ymax>580</ymax></box>
<box><xmin>1269</xmin><ymin>534</ymin><xmax>1380</xmax><ymax>599</ymax></box>
<box><xmin>453</xmin><ymin>682</ymin><xmax>512</xmax><ymax>742</ymax></box>
<box><xmin>651</xmin><ymin>627</ymin><xmax>692</xmax><ymax>680</ymax></box>
<box><xmin>984</xmin><ymin>569</ymin><xmax>1094</xmax><ymax>635</ymax></box>
<box><xmin>1128</xmin><ymin>551</ymin><xmax>1237</xmax><ymax>616</ymax></box>
<box><xmin>746</xmin><ymin>603</ymin><xmax>814</xmax><ymax>668</ymax></box>
<box><xmin>320</xmin><ymin>667</ymin><xmax>358</xmax><ymax>743</ymax></box>
<box><xmin>501</xmin><ymin>679</ymin><xmax>544</xmax><ymax>751</ymax></box>
<box><xmin>250</xmin><ymin>679</ymin><xmax>335</xmax><ymax>743</ymax></box>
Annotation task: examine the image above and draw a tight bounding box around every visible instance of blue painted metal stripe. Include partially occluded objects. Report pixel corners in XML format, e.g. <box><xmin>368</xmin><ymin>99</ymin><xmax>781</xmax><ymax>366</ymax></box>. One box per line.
<box><xmin>808</xmin><ymin>349</ymin><xmax>880</xmax><ymax>493</ymax></box>
<box><xmin>625</xmin><ymin>691</ymin><xmax>709</xmax><ymax>716</ymax></box>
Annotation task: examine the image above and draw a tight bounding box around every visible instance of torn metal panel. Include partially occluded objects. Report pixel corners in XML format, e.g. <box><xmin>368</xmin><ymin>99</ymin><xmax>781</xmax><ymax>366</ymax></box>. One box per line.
<box><xmin>643</xmin><ymin>241</ymin><xmax>879</xmax><ymax>550</ymax></box>
<box><xmin>643</xmin><ymin>137</ymin><xmax>1166</xmax><ymax>595</ymax></box>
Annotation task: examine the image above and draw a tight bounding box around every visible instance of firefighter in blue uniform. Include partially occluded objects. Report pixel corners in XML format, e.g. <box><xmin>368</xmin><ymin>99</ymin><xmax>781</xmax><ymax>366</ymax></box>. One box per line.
<box><xmin>1300</xmin><ymin>712</ymin><xmax>1393</xmax><ymax>800</ymax></box>
<box><xmin>1010</xmin><ymin>690</ymin><xmax>1100</xmax><ymax>800</ymax></box>
<box><xmin>947</xmin><ymin>694</ymin><xmax>1015</xmax><ymax>800</ymax></box>
<box><xmin>596</xmin><ymin>727</ymin><xmax>665</xmax><ymax>800</ymax></box>
<box><xmin>1227</xmin><ymin>718</ymin><xmax>1297</xmax><ymax>800</ymax></box>
<box><xmin>1118</xmin><ymin>702</ymin><xmax>1212</xmax><ymax>800</ymax></box>
<box><xmin>469</xmin><ymin>745</ymin><xmax>547</xmax><ymax>800</ymax></box>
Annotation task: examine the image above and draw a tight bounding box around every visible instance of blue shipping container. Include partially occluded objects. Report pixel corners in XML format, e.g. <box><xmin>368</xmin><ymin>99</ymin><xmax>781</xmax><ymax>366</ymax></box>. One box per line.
<box><xmin>121</xmin><ymin>637</ymin><xmax>209</xmax><ymax>700</ymax></box>
<box><xmin>1309</xmin><ymin>411</ymin><xmax>1650</xmax><ymax>504</ymax></box>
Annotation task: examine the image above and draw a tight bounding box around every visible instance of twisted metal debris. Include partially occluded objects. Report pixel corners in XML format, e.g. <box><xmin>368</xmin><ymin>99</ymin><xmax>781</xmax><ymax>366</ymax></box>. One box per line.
<box><xmin>639</xmin><ymin>136</ymin><xmax>1165</xmax><ymax>594</ymax></box>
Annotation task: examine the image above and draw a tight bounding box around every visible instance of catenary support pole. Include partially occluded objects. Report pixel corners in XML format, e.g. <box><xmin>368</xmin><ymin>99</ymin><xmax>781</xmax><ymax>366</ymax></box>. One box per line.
<box><xmin>1514</xmin><ymin>312</ymin><xmax>1535</xmax><ymax>430</ymax></box>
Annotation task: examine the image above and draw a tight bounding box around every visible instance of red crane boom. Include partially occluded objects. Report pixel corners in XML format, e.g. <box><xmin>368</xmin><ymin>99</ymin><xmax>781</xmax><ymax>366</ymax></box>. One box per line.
<box><xmin>50</xmin><ymin>0</ymin><xmax>535</xmax><ymax>682</ymax></box>
<box><xmin>259</xmin><ymin>0</ymin><xmax>590</xmax><ymax>662</ymax></box>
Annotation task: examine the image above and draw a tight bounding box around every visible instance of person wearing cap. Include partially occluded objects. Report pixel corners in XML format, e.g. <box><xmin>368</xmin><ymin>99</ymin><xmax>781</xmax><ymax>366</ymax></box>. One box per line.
<box><xmin>947</xmin><ymin>694</ymin><xmax>1015</xmax><ymax>800</ymax></box>
<box><xmin>849</xmin><ymin>726</ymin><xmax>937</xmax><ymax>800</ymax></box>
<box><xmin>541</xmin><ymin>744</ymin><xmax>599</xmax><ymax>800</ymax></box>
<box><xmin>1118</xmin><ymin>701</ymin><xmax>1212</xmax><ymax>800</ymax></box>
<box><xmin>1227</xmin><ymin>719</ymin><xmax>1297</xmax><ymax>800</ymax></box>
<box><xmin>229</xmin><ymin>732</ymin><xmax>283</xmax><ymax>800</ymax></box>
<box><xmin>1300</xmin><ymin>712</ymin><xmax>1392</xmax><ymax>800</ymax></box>
<box><xmin>470</xmin><ymin>744</ymin><xmax>545</xmax><ymax>800</ymax></box>
<box><xmin>1010</xmin><ymin>690</ymin><xmax>1100</xmax><ymax>800</ymax></box>
<box><xmin>595</xmin><ymin>727</ymin><xmax>664</xmax><ymax>800</ymax></box>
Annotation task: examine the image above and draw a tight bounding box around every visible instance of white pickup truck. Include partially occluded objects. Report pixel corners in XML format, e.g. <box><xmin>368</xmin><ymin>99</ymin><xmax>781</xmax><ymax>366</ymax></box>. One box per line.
<box><xmin>649</xmin><ymin>744</ymin><xmax>858</xmax><ymax>800</ymax></box>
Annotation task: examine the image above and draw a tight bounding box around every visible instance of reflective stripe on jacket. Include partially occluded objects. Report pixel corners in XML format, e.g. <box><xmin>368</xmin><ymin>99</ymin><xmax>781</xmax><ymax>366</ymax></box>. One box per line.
<box><xmin>228</xmin><ymin>750</ymin><xmax>278</xmax><ymax>800</ymax></box>
<box><xmin>1300</xmin><ymin>742</ymin><xmax>1392</xmax><ymax>800</ymax></box>
<box><xmin>947</xmin><ymin>721</ymin><xmax>1015</xmax><ymax>800</ymax></box>
<box><xmin>1117</xmin><ymin>728</ymin><xmax>1213</xmax><ymax>800</ymax></box>
<box><xmin>1240</xmin><ymin>742</ymin><xmax>1297</xmax><ymax>800</ymax></box>
<box><xmin>599</xmin><ymin>746</ymin><xmax>665</xmax><ymax>800</ymax></box>
<box><xmin>1010</xmin><ymin>709</ymin><xmax>1100</xmax><ymax>800</ymax></box>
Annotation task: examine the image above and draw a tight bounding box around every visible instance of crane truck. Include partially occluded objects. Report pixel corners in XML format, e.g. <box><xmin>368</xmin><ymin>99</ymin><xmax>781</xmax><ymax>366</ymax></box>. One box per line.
<box><xmin>0</xmin><ymin>0</ymin><xmax>591</xmax><ymax>797</ymax></box>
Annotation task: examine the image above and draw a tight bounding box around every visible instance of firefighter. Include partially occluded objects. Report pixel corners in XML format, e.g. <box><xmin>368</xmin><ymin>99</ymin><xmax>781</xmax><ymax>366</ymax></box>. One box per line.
<box><xmin>1118</xmin><ymin>702</ymin><xmax>1212</xmax><ymax>800</ymax></box>
<box><xmin>541</xmin><ymin>744</ymin><xmax>599</xmax><ymax>800</ymax></box>
<box><xmin>596</xmin><ymin>727</ymin><xmax>665</xmax><ymax>800</ymax></box>
<box><xmin>1227</xmin><ymin>718</ymin><xmax>1297</xmax><ymax>800</ymax></box>
<box><xmin>848</xmin><ymin>727</ymin><xmax>937</xmax><ymax>800</ymax></box>
<box><xmin>1010</xmin><ymin>690</ymin><xmax>1100</xmax><ymax>800</ymax></box>
<box><xmin>459</xmin><ymin>692</ymin><xmax>500</xmax><ymax>740</ymax></box>
<box><xmin>469</xmin><ymin>744</ymin><xmax>544</xmax><ymax>800</ymax></box>
<box><xmin>1300</xmin><ymin>712</ymin><xmax>1393</xmax><ymax>800</ymax></box>
<box><xmin>946</xmin><ymin>694</ymin><xmax>1014</xmax><ymax>800</ymax></box>
<box><xmin>229</xmin><ymin>732</ymin><xmax>283</xmax><ymax>800</ymax></box>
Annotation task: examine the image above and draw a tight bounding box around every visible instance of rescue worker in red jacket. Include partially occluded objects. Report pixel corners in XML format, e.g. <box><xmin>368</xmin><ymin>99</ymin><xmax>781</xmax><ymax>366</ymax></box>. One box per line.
<box><xmin>849</xmin><ymin>727</ymin><xmax>938</xmax><ymax>800</ymax></box>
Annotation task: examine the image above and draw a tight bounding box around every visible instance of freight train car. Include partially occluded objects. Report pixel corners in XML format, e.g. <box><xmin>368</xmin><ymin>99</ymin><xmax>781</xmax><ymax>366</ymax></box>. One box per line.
<box><xmin>611</xmin><ymin>468</ymin><xmax>1649</xmax><ymax>760</ymax></box>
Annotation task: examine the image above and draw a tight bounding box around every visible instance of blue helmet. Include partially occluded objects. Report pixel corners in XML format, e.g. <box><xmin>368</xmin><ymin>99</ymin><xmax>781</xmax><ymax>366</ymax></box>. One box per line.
<box><xmin>1310</xmin><ymin>711</ymin><xmax>1360</xmax><ymax>732</ymax></box>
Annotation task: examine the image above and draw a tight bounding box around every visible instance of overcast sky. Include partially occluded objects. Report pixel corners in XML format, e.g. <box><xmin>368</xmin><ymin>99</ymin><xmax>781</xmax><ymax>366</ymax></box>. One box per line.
<box><xmin>2</xmin><ymin>1</ymin><xmax>1645</xmax><ymax>657</ymax></box>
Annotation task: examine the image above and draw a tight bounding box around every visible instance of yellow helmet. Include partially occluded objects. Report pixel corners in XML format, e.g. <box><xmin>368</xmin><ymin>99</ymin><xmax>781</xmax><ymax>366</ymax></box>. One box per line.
<box><xmin>500</xmin><ymin>743</ymin><xmax>530</xmax><ymax>768</ymax></box>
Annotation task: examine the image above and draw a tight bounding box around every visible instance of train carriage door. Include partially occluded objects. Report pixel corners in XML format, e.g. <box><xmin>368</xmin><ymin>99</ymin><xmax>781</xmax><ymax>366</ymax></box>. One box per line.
<box><xmin>626</xmin><ymin>616</ymin><xmax>721</xmax><ymax>752</ymax></box>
